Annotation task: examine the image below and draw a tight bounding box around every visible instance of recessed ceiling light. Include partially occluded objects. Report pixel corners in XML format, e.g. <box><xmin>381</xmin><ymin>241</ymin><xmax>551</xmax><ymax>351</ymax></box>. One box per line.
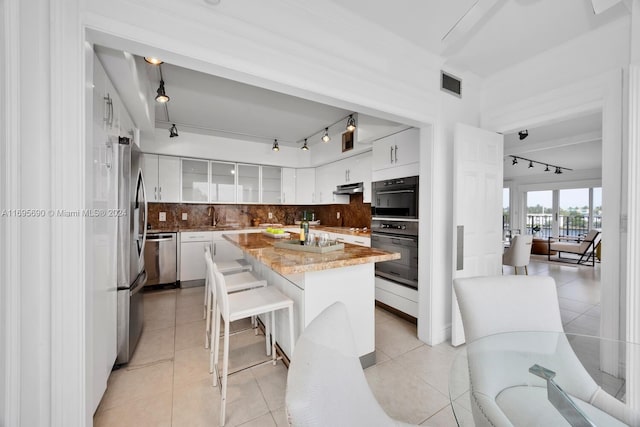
<box><xmin>144</xmin><ymin>57</ymin><xmax>163</xmax><ymax>65</ymax></box>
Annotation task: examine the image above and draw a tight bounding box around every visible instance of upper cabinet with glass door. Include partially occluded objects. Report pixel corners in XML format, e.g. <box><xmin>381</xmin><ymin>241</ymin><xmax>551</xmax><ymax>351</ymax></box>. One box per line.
<box><xmin>237</xmin><ymin>164</ymin><xmax>260</xmax><ymax>203</ymax></box>
<box><xmin>210</xmin><ymin>161</ymin><xmax>236</xmax><ymax>203</ymax></box>
<box><xmin>262</xmin><ymin>166</ymin><xmax>282</xmax><ymax>204</ymax></box>
<box><xmin>181</xmin><ymin>159</ymin><xmax>209</xmax><ymax>202</ymax></box>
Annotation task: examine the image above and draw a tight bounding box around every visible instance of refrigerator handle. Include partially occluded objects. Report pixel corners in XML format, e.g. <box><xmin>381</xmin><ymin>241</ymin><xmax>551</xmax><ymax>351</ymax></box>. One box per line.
<box><xmin>138</xmin><ymin>168</ymin><xmax>149</xmax><ymax>260</ymax></box>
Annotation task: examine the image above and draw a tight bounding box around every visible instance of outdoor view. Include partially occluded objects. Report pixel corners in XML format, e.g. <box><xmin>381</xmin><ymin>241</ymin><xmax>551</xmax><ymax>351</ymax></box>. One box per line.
<box><xmin>503</xmin><ymin>187</ymin><xmax>602</xmax><ymax>238</ymax></box>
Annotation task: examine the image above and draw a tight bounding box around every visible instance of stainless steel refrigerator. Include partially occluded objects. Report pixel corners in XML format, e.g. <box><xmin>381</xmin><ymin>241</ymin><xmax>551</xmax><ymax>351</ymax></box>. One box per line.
<box><xmin>115</xmin><ymin>136</ymin><xmax>148</xmax><ymax>364</ymax></box>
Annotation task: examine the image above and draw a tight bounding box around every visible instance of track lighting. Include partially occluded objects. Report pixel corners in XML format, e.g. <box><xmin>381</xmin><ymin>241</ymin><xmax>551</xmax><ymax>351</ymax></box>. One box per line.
<box><xmin>518</xmin><ymin>130</ymin><xmax>529</xmax><ymax>140</ymax></box>
<box><xmin>169</xmin><ymin>124</ymin><xmax>178</xmax><ymax>138</ymax></box>
<box><xmin>155</xmin><ymin>80</ymin><xmax>169</xmax><ymax>103</ymax></box>
<box><xmin>509</xmin><ymin>156</ymin><xmax>571</xmax><ymax>174</ymax></box>
<box><xmin>322</xmin><ymin>128</ymin><xmax>331</xmax><ymax>143</ymax></box>
<box><xmin>144</xmin><ymin>57</ymin><xmax>163</xmax><ymax>65</ymax></box>
<box><xmin>272</xmin><ymin>139</ymin><xmax>280</xmax><ymax>152</ymax></box>
<box><xmin>301</xmin><ymin>139</ymin><xmax>309</xmax><ymax>151</ymax></box>
<box><xmin>346</xmin><ymin>115</ymin><xmax>356</xmax><ymax>132</ymax></box>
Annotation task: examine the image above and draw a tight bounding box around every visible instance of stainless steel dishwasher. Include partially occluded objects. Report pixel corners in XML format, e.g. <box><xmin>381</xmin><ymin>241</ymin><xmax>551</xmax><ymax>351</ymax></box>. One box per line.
<box><xmin>144</xmin><ymin>233</ymin><xmax>177</xmax><ymax>287</ymax></box>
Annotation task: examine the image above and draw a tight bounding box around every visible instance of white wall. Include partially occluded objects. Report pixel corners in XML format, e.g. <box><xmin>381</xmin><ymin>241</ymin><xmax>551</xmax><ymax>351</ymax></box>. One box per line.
<box><xmin>419</xmin><ymin>67</ymin><xmax>483</xmax><ymax>345</ymax></box>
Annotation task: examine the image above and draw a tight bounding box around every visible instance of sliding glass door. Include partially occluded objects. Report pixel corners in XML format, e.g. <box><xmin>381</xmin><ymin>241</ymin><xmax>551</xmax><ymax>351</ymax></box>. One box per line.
<box><xmin>526</xmin><ymin>190</ymin><xmax>553</xmax><ymax>238</ymax></box>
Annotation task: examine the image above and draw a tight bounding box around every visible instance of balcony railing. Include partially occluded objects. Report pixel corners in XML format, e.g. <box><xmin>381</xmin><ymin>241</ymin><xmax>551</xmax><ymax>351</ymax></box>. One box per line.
<box><xmin>503</xmin><ymin>214</ymin><xmax>602</xmax><ymax>239</ymax></box>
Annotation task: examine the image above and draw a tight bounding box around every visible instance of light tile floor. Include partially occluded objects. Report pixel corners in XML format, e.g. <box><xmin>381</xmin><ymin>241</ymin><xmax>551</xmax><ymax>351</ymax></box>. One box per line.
<box><xmin>94</xmin><ymin>259</ymin><xmax>600</xmax><ymax>426</ymax></box>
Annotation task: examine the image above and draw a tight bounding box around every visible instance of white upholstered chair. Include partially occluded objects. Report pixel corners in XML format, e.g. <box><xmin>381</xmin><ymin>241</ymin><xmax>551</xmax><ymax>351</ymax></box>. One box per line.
<box><xmin>502</xmin><ymin>234</ymin><xmax>533</xmax><ymax>275</ymax></box>
<box><xmin>285</xmin><ymin>302</ymin><xmax>418</xmax><ymax>427</ymax></box>
<box><xmin>453</xmin><ymin>275</ymin><xmax>635</xmax><ymax>427</ymax></box>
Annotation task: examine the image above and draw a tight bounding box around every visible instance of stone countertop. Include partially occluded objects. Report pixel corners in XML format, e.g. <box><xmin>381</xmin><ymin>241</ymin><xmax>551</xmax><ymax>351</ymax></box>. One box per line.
<box><xmin>223</xmin><ymin>232</ymin><xmax>398</xmax><ymax>275</ymax></box>
<box><xmin>148</xmin><ymin>225</ymin><xmax>372</xmax><ymax>237</ymax></box>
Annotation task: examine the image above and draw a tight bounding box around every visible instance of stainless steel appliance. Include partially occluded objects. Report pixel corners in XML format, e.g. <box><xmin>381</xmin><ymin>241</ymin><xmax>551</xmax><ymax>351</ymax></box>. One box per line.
<box><xmin>371</xmin><ymin>176</ymin><xmax>419</xmax><ymax>219</ymax></box>
<box><xmin>116</xmin><ymin>136</ymin><xmax>148</xmax><ymax>364</ymax></box>
<box><xmin>334</xmin><ymin>182</ymin><xmax>364</xmax><ymax>195</ymax></box>
<box><xmin>144</xmin><ymin>233</ymin><xmax>177</xmax><ymax>287</ymax></box>
<box><xmin>371</xmin><ymin>219</ymin><xmax>419</xmax><ymax>289</ymax></box>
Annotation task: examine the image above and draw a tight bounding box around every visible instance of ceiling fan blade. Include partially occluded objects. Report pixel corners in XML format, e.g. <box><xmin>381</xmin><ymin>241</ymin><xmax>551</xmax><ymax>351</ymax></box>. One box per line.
<box><xmin>442</xmin><ymin>0</ymin><xmax>501</xmax><ymax>44</ymax></box>
<box><xmin>590</xmin><ymin>0</ymin><xmax>624</xmax><ymax>14</ymax></box>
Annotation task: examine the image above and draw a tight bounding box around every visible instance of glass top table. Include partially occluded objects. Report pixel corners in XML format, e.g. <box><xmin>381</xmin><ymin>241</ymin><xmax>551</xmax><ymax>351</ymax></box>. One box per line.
<box><xmin>449</xmin><ymin>332</ymin><xmax>640</xmax><ymax>426</ymax></box>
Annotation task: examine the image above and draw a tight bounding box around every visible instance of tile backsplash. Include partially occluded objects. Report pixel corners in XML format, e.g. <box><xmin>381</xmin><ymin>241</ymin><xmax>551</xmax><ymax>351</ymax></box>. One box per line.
<box><xmin>148</xmin><ymin>193</ymin><xmax>371</xmax><ymax>229</ymax></box>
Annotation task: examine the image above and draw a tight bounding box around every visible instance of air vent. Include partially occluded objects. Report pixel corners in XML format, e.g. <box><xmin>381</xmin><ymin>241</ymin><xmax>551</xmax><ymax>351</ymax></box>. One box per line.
<box><xmin>441</xmin><ymin>71</ymin><xmax>462</xmax><ymax>98</ymax></box>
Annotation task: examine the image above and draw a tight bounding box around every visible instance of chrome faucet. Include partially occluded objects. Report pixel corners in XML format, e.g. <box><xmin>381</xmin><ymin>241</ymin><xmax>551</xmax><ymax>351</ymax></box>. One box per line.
<box><xmin>208</xmin><ymin>206</ymin><xmax>217</xmax><ymax>226</ymax></box>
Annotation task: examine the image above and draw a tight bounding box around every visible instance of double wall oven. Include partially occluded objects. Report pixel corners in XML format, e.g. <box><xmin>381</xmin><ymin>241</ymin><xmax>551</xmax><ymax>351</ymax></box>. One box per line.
<box><xmin>371</xmin><ymin>176</ymin><xmax>419</xmax><ymax>290</ymax></box>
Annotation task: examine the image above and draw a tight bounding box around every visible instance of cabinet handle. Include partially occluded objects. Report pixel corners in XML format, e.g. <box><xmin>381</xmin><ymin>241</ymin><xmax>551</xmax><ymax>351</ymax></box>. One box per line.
<box><xmin>354</xmin><ymin>240</ymin><xmax>365</xmax><ymax>245</ymax></box>
<box><xmin>390</xmin><ymin>146</ymin><xmax>394</xmax><ymax>163</ymax></box>
<box><xmin>395</xmin><ymin>145</ymin><xmax>398</xmax><ymax>163</ymax></box>
<box><xmin>103</xmin><ymin>94</ymin><xmax>113</xmax><ymax>126</ymax></box>
<box><xmin>154</xmin><ymin>186</ymin><xmax>158</xmax><ymax>201</ymax></box>
<box><xmin>159</xmin><ymin>186</ymin><xmax>162</xmax><ymax>200</ymax></box>
<box><xmin>213</xmin><ymin>242</ymin><xmax>216</xmax><ymax>256</ymax></box>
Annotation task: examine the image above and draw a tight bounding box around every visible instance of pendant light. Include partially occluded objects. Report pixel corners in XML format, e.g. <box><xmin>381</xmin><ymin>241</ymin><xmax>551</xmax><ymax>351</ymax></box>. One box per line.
<box><xmin>155</xmin><ymin>80</ymin><xmax>169</xmax><ymax>103</ymax></box>
<box><xmin>169</xmin><ymin>124</ymin><xmax>179</xmax><ymax>138</ymax></box>
<box><xmin>301</xmin><ymin>139</ymin><xmax>309</xmax><ymax>151</ymax></box>
<box><xmin>346</xmin><ymin>114</ymin><xmax>356</xmax><ymax>132</ymax></box>
<box><xmin>272</xmin><ymin>139</ymin><xmax>280</xmax><ymax>152</ymax></box>
<box><xmin>321</xmin><ymin>128</ymin><xmax>331</xmax><ymax>143</ymax></box>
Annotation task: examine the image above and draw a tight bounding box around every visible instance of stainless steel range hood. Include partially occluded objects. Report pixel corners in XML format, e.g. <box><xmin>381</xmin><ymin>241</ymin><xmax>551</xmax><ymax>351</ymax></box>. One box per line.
<box><xmin>334</xmin><ymin>182</ymin><xmax>364</xmax><ymax>195</ymax></box>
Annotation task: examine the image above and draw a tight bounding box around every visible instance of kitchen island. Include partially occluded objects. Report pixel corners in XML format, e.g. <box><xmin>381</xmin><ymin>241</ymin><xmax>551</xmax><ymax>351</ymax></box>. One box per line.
<box><xmin>223</xmin><ymin>232</ymin><xmax>400</xmax><ymax>367</ymax></box>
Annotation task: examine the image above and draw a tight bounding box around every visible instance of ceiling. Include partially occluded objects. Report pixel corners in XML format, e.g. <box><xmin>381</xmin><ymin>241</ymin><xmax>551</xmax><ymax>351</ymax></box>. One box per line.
<box><xmin>503</xmin><ymin>112</ymin><xmax>602</xmax><ymax>179</ymax></box>
<box><xmin>151</xmin><ymin>61</ymin><xmax>359</xmax><ymax>148</ymax></box>
<box><xmin>326</xmin><ymin>0</ymin><xmax>629</xmax><ymax>76</ymax></box>
<box><xmin>138</xmin><ymin>0</ymin><xmax>624</xmax><ymax>166</ymax></box>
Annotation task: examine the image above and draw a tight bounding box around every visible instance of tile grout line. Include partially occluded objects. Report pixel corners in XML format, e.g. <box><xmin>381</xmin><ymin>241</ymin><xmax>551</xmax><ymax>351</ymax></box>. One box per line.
<box><xmin>171</xmin><ymin>289</ymin><xmax>178</xmax><ymax>427</ymax></box>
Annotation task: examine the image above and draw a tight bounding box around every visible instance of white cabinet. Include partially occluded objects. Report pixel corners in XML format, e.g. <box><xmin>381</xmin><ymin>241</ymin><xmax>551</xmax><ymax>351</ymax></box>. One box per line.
<box><xmin>262</xmin><ymin>166</ymin><xmax>282</xmax><ymax>204</ymax></box>
<box><xmin>237</xmin><ymin>164</ymin><xmax>260</xmax><ymax>203</ymax></box>
<box><xmin>282</xmin><ymin>168</ymin><xmax>296</xmax><ymax>204</ymax></box>
<box><xmin>315</xmin><ymin>162</ymin><xmax>349</xmax><ymax>205</ymax></box>
<box><xmin>295</xmin><ymin>168</ymin><xmax>316</xmax><ymax>204</ymax></box>
<box><xmin>182</xmin><ymin>158</ymin><xmax>209</xmax><ymax>203</ymax></box>
<box><xmin>141</xmin><ymin>154</ymin><xmax>180</xmax><ymax>202</ymax></box>
<box><xmin>334</xmin><ymin>234</ymin><xmax>371</xmax><ymax>247</ymax></box>
<box><xmin>210</xmin><ymin>161</ymin><xmax>236</xmax><ymax>203</ymax></box>
<box><xmin>179</xmin><ymin>231</ymin><xmax>212</xmax><ymax>283</ymax></box>
<box><xmin>372</xmin><ymin>128</ymin><xmax>419</xmax><ymax>171</ymax></box>
<box><xmin>334</xmin><ymin>152</ymin><xmax>372</xmax><ymax>204</ymax></box>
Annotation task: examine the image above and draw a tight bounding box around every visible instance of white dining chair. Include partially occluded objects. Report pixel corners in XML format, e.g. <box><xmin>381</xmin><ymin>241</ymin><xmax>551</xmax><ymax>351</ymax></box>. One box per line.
<box><xmin>210</xmin><ymin>263</ymin><xmax>295</xmax><ymax>427</ymax></box>
<box><xmin>502</xmin><ymin>234</ymin><xmax>533</xmax><ymax>275</ymax></box>
<box><xmin>453</xmin><ymin>275</ymin><xmax>634</xmax><ymax>427</ymax></box>
<box><xmin>203</xmin><ymin>247</ymin><xmax>266</xmax><ymax>350</ymax></box>
<box><xmin>286</xmin><ymin>302</ymin><xmax>418</xmax><ymax>427</ymax></box>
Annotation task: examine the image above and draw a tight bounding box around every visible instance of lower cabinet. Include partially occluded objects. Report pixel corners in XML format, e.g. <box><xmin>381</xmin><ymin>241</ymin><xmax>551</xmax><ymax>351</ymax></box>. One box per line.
<box><xmin>180</xmin><ymin>232</ymin><xmax>212</xmax><ymax>285</ymax></box>
<box><xmin>374</xmin><ymin>276</ymin><xmax>418</xmax><ymax>317</ymax></box>
<box><xmin>179</xmin><ymin>230</ymin><xmax>260</xmax><ymax>286</ymax></box>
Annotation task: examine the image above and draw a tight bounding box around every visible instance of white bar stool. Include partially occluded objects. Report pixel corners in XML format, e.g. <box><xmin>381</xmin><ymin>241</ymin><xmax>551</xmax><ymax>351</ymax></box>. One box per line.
<box><xmin>203</xmin><ymin>244</ymin><xmax>252</xmax><ymax>319</ymax></box>
<box><xmin>204</xmin><ymin>247</ymin><xmax>265</xmax><ymax>349</ymax></box>
<box><xmin>209</xmin><ymin>264</ymin><xmax>295</xmax><ymax>427</ymax></box>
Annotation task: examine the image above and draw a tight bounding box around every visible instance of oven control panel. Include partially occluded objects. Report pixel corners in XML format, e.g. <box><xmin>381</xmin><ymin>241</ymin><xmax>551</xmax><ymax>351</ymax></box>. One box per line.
<box><xmin>380</xmin><ymin>223</ymin><xmax>407</xmax><ymax>230</ymax></box>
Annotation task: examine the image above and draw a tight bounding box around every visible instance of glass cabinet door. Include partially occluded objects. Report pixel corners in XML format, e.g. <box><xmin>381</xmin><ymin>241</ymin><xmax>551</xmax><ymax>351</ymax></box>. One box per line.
<box><xmin>181</xmin><ymin>159</ymin><xmax>209</xmax><ymax>202</ymax></box>
<box><xmin>262</xmin><ymin>166</ymin><xmax>282</xmax><ymax>204</ymax></box>
<box><xmin>237</xmin><ymin>164</ymin><xmax>259</xmax><ymax>203</ymax></box>
<box><xmin>210</xmin><ymin>161</ymin><xmax>236</xmax><ymax>203</ymax></box>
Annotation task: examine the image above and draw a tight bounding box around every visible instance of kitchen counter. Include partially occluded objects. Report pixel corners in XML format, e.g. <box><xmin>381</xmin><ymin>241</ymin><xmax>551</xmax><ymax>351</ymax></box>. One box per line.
<box><xmin>224</xmin><ymin>231</ymin><xmax>398</xmax><ymax>367</ymax></box>
<box><xmin>223</xmin><ymin>232</ymin><xmax>396</xmax><ymax>275</ymax></box>
<box><xmin>148</xmin><ymin>224</ymin><xmax>372</xmax><ymax>236</ymax></box>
